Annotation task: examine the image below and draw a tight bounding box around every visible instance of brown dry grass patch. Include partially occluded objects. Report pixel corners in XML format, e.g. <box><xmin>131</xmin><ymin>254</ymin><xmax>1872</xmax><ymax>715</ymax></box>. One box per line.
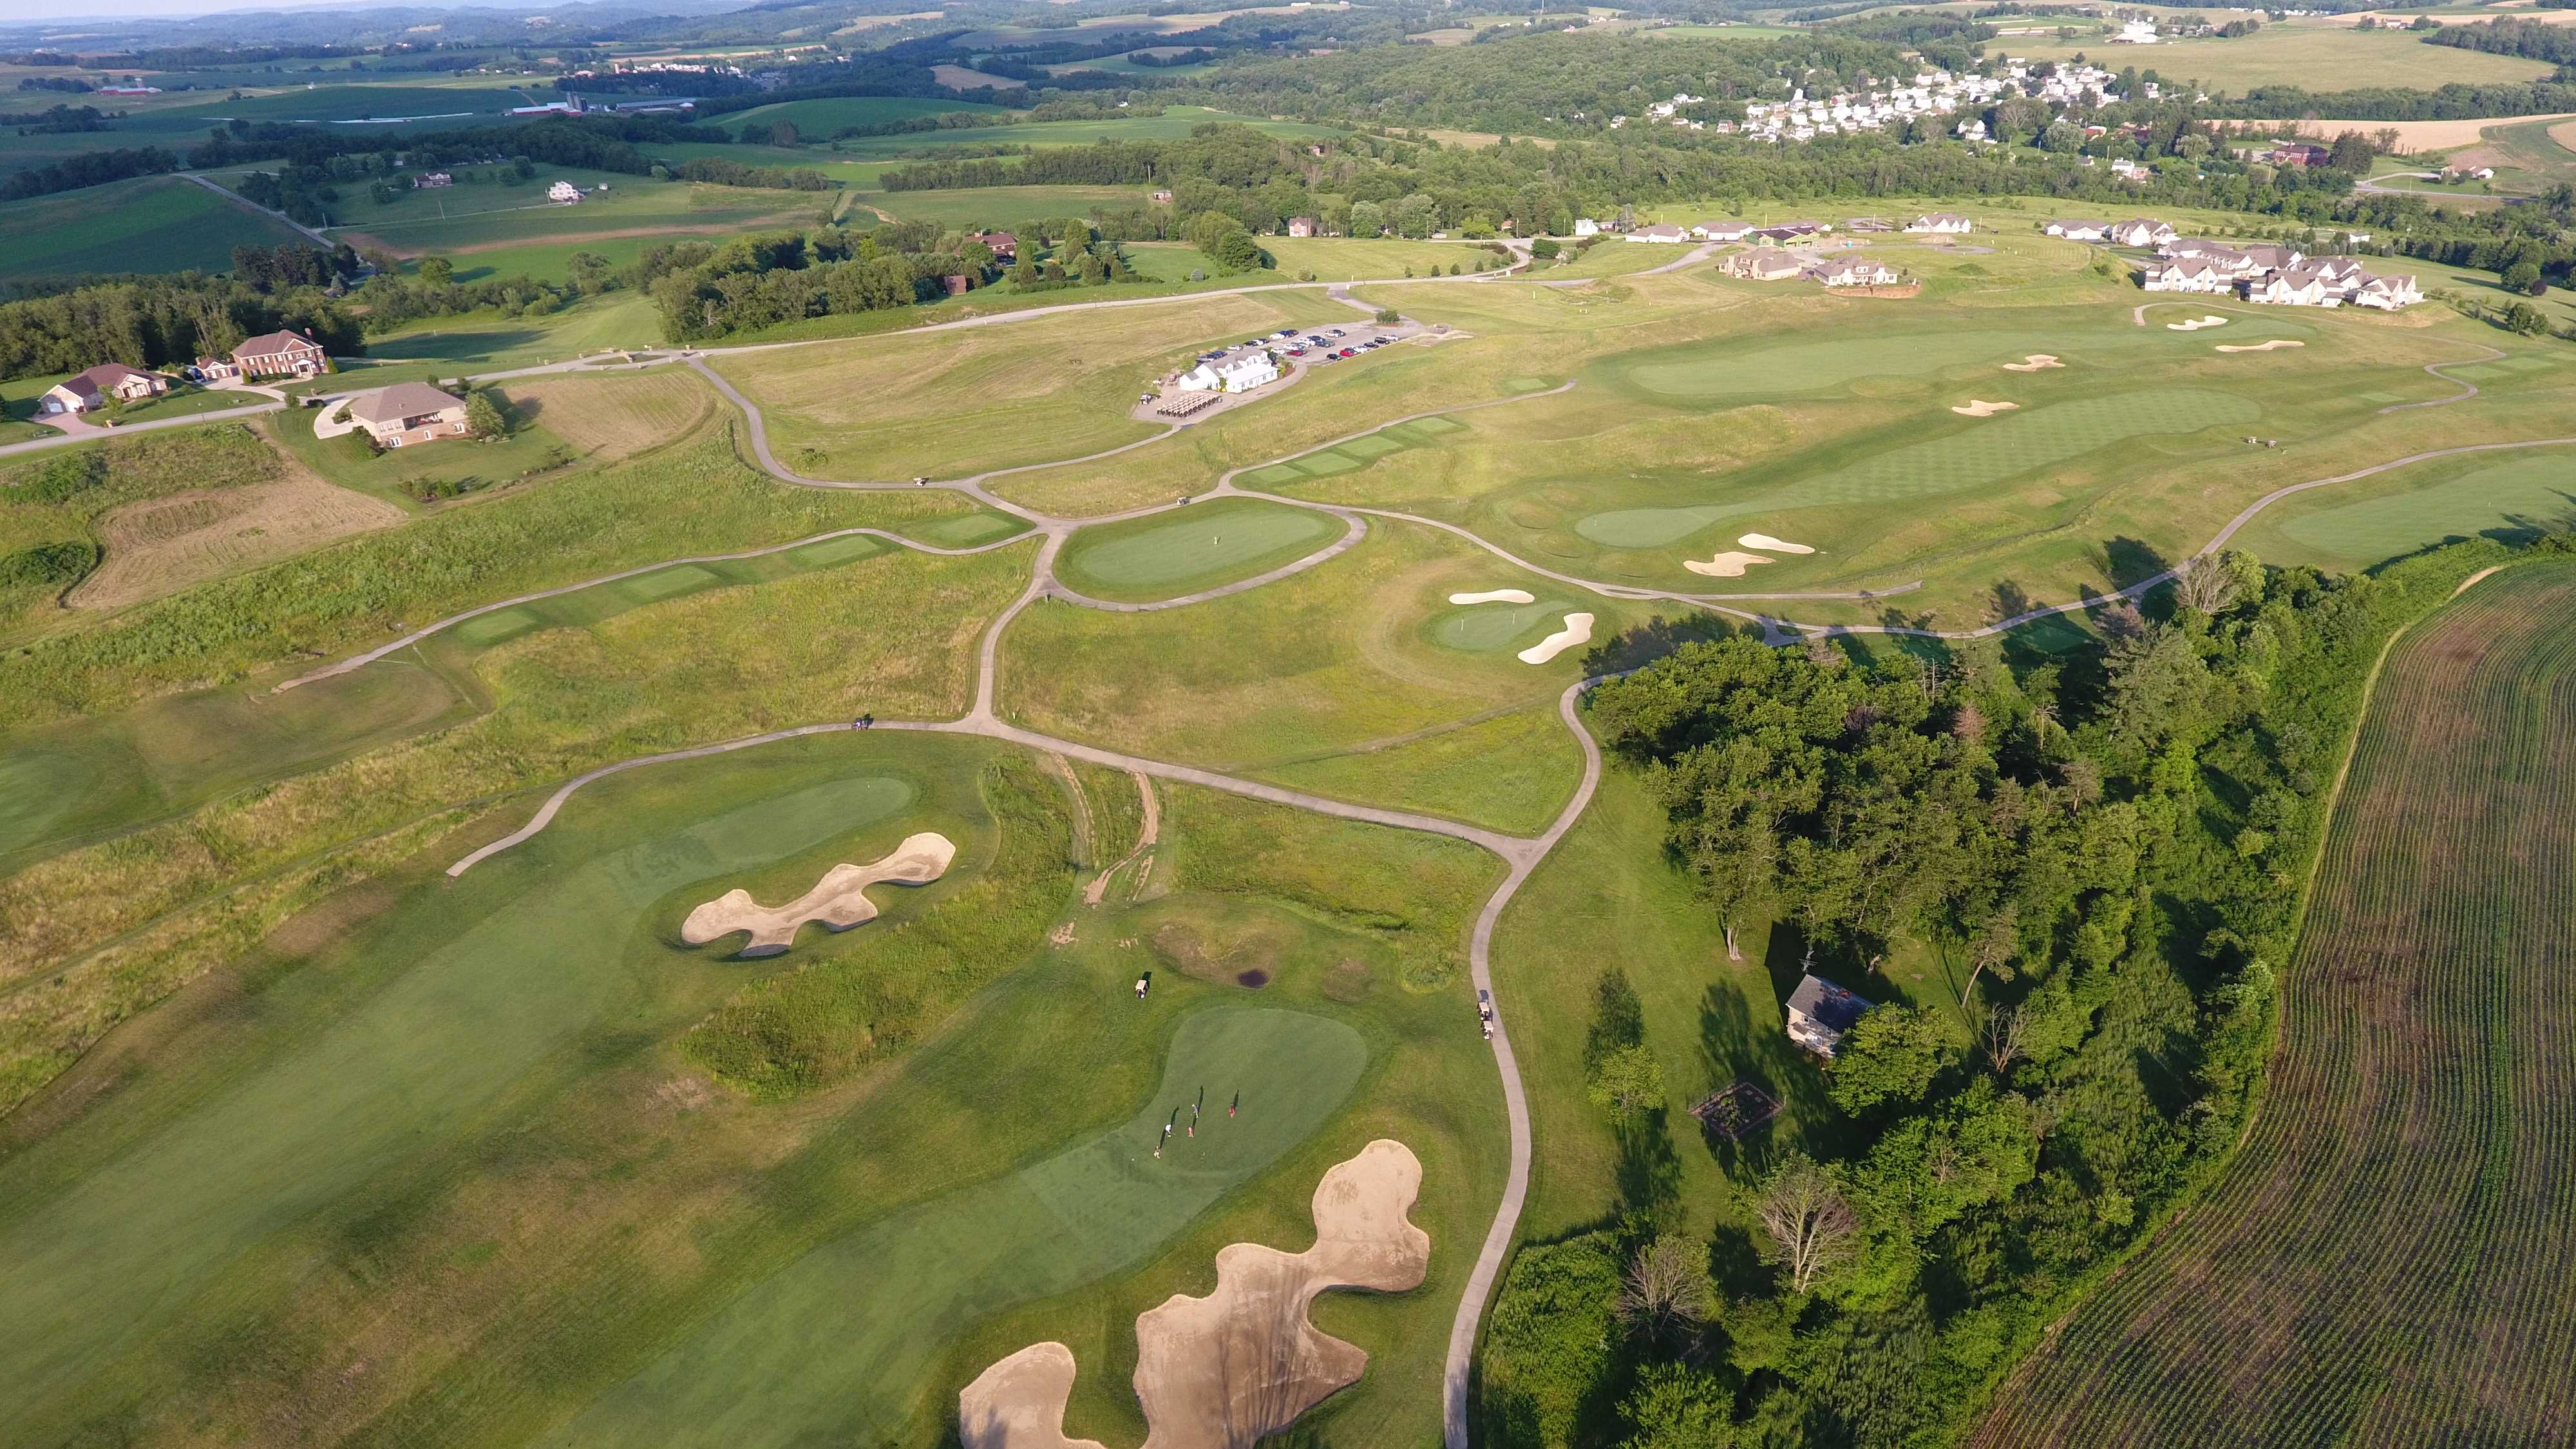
<box><xmin>502</xmin><ymin>371</ymin><xmax>715</xmax><ymax>468</ymax></box>
<box><xmin>66</xmin><ymin>457</ymin><xmax>404</xmax><ymax>612</ymax></box>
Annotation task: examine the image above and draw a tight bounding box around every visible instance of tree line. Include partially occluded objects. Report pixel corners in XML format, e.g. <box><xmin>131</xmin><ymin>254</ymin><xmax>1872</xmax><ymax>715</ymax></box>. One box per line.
<box><xmin>1478</xmin><ymin>534</ymin><xmax>2573</xmax><ymax>1446</ymax></box>
<box><xmin>0</xmin><ymin>274</ymin><xmax>361</xmax><ymax>381</ymax></box>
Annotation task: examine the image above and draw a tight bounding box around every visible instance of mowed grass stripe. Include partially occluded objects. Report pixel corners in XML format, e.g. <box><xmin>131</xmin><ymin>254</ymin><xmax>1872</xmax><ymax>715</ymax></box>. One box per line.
<box><xmin>1577</xmin><ymin>389</ymin><xmax>2259</xmax><ymax>545</ymax></box>
<box><xmin>1976</xmin><ymin>563</ymin><xmax>2576</xmax><ymax>1447</ymax></box>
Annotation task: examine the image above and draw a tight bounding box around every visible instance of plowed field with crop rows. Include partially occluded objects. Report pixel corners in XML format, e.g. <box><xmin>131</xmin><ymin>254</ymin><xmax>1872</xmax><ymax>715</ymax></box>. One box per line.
<box><xmin>1976</xmin><ymin>562</ymin><xmax>2576</xmax><ymax>1447</ymax></box>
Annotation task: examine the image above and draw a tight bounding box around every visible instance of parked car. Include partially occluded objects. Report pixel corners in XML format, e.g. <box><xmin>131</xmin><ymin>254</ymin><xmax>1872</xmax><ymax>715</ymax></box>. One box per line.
<box><xmin>1338</xmin><ymin>347</ymin><xmax>1357</xmax><ymax>357</ymax></box>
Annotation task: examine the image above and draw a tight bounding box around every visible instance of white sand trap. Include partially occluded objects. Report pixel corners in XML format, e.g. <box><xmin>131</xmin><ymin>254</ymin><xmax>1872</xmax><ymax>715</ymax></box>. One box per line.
<box><xmin>2002</xmin><ymin>354</ymin><xmax>2063</xmax><ymax>372</ymax></box>
<box><xmin>1132</xmin><ymin>1140</ymin><xmax>1430</xmax><ymax>1448</ymax></box>
<box><xmin>1951</xmin><ymin>399</ymin><xmax>2020</xmax><ymax>417</ymax></box>
<box><xmin>1686</xmin><ymin>551</ymin><xmax>1775</xmax><ymax>578</ymax></box>
<box><xmin>958</xmin><ymin>1343</ymin><xmax>1107</xmax><ymax>1449</ymax></box>
<box><xmin>1448</xmin><ymin>589</ymin><xmax>1537</xmax><ymax>605</ymax></box>
<box><xmin>680</xmin><ymin>831</ymin><xmax>955</xmax><ymax>957</ymax></box>
<box><xmin>1518</xmin><ymin>612</ymin><xmax>1595</xmax><ymax>664</ymax></box>
<box><xmin>2166</xmin><ymin>315</ymin><xmax>2231</xmax><ymax>332</ymax></box>
<box><xmin>1738</xmin><ymin>533</ymin><xmax>1817</xmax><ymax>554</ymax></box>
<box><xmin>2215</xmin><ymin>339</ymin><xmax>2305</xmax><ymax>354</ymax></box>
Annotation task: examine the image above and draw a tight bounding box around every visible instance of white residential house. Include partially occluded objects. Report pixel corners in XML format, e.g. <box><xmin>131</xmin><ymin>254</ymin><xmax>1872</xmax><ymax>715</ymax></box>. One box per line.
<box><xmin>1810</xmin><ymin>256</ymin><xmax>1902</xmax><ymax>287</ymax></box>
<box><xmin>1906</xmin><ymin>212</ymin><xmax>1973</xmax><ymax>234</ymax></box>
<box><xmin>2108</xmin><ymin>217</ymin><xmax>2177</xmax><ymax>247</ymax></box>
<box><xmin>2245</xmin><ymin>268</ymin><xmax>2337</xmax><ymax>307</ymax></box>
<box><xmin>1786</xmin><ymin>974</ymin><xmax>1873</xmax><ymax>1057</ymax></box>
<box><xmin>2046</xmin><ymin>220</ymin><xmax>2110</xmax><ymax>240</ymax></box>
<box><xmin>1626</xmin><ymin>223</ymin><xmax>1690</xmax><ymax>243</ymax></box>
<box><xmin>2141</xmin><ymin>258</ymin><xmax>2230</xmax><ymax>294</ymax></box>
<box><xmin>1573</xmin><ymin>218</ymin><xmax>1601</xmax><ymax>238</ymax></box>
<box><xmin>2110</xmin><ymin>157</ymin><xmax>2149</xmax><ymax>182</ymax></box>
<box><xmin>547</xmin><ymin>180</ymin><xmax>585</xmax><ymax>204</ymax></box>
<box><xmin>2349</xmin><ymin>272</ymin><xmax>2422</xmax><ymax>309</ymax></box>
<box><xmin>2114</xmin><ymin>17</ymin><xmax>2159</xmax><ymax>42</ymax></box>
<box><xmin>1692</xmin><ymin>220</ymin><xmax>1754</xmax><ymax>241</ymax></box>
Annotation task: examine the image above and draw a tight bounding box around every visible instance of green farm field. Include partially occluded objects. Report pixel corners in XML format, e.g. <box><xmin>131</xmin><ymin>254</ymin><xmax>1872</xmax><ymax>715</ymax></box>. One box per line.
<box><xmin>317</xmin><ymin>166</ymin><xmax>823</xmax><ymax>258</ymax></box>
<box><xmin>0</xmin><ymin>175</ymin><xmax>308</xmax><ymax>280</ymax></box>
<box><xmin>1978</xmin><ymin>561</ymin><xmax>2576</xmax><ymax>1446</ymax></box>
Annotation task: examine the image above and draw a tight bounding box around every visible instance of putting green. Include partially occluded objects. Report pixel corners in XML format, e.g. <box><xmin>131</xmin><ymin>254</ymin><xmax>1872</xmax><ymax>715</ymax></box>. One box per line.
<box><xmin>0</xmin><ymin>772</ymin><xmax>917</xmax><ymax>1431</ymax></box>
<box><xmin>1614</xmin><ymin>322</ymin><xmax>2311</xmax><ymax>401</ymax></box>
<box><xmin>0</xmin><ymin>751</ymin><xmax>93</xmax><ymax>858</ymax></box>
<box><xmin>1056</xmin><ymin>498</ymin><xmax>1342</xmax><ymax>601</ymax></box>
<box><xmin>2277</xmin><ymin>453</ymin><xmax>2576</xmax><ymax>566</ymax></box>
<box><xmin>1433</xmin><ymin>598</ymin><xmax>1576</xmax><ymax>652</ymax></box>
<box><xmin>566</xmin><ymin>1005</ymin><xmax>1368</xmax><ymax>1445</ymax></box>
<box><xmin>1340</xmin><ymin>434</ymin><xmax>1403</xmax><ymax>459</ymax></box>
<box><xmin>1577</xmin><ymin>388</ymin><xmax>2260</xmax><ymax>544</ymax></box>
<box><xmin>1294</xmin><ymin>451</ymin><xmax>1365</xmax><ymax>477</ymax></box>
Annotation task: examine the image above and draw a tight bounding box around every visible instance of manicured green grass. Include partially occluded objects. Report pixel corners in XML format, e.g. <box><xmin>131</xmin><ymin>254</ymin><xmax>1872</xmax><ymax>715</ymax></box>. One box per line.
<box><xmin>1002</xmin><ymin>517</ymin><xmax>1644</xmax><ymax>828</ymax></box>
<box><xmin>573</xmin><ymin>1005</ymin><xmax>1369</xmax><ymax>1443</ymax></box>
<box><xmin>0</xmin><ymin>175</ymin><xmax>307</xmax><ymax>281</ymax></box>
<box><xmin>2253</xmin><ymin>446</ymin><xmax>2576</xmax><ymax>569</ymax></box>
<box><xmin>353</xmin><ymin>291</ymin><xmax>664</xmax><ymax>370</ymax></box>
<box><xmin>1054</xmin><ymin>497</ymin><xmax>1342</xmax><ymax>600</ymax></box>
<box><xmin>271</xmin><ymin>402</ymin><xmax>579</xmax><ymax>507</ymax></box>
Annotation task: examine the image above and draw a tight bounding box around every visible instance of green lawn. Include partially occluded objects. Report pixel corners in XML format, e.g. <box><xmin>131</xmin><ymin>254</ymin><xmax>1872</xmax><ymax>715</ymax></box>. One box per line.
<box><xmin>0</xmin><ymin>175</ymin><xmax>308</xmax><ymax>281</ymax></box>
<box><xmin>717</xmin><ymin>93</ymin><xmax>1005</xmax><ymax>140</ymax></box>
<box><xmin>354</xmin><ymin>291</ymin><xmax>665</xmax><ymax>371</ymax></box>
<box><xmin>1054</xmin><ymin>497</ymin><xmax>1344</xmax><ymax>600</ymax></box>
<box><xmin>2243</xmin><ymin>442</ymin><xmax>2576</xmax><ymax>571</ymax></box>
<box><xmin>310</xmin><ymin>165</ymin><xmax>822</xmax><ymax>257</ymax></box>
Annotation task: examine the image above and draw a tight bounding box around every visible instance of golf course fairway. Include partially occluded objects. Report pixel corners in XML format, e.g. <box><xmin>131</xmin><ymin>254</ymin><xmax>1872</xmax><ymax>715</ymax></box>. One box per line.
<box><xmin>567</xmin><ymin>1005</ymin><xmax>1369</xmax><ymax>1444</ymax></box>
<box><xmin>0</xmin><ymin>771</ymin><xmax>918</xmax><ymax>1432</ymax></box>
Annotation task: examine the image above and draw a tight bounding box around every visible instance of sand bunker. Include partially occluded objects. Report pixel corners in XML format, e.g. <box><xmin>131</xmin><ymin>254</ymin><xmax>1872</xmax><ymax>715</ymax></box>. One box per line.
<box><xmin>2216</xmin><ymin>339</ymin><xmax>2305</xmax><ymax>354</ymax></box>
<box><xmin>958</xmin><ymin>1344</ymin><xmax>1108</xmax><ymax>1449</ymax></box>
<box><xmin>2002</xmin><ymin>354</ymin><xmax>2063</xmax><ymax>372</ymax></box>
<box><xmin>1685</xmin><ymin>551</ymin><xmax>1775</xmax><ymax>578</ymax></box>
<box><xmin>961</xmin><ymin>1141</ymin><xmax>1427</xmax><ymax>1449</ymax></box>
<box><xmin>1738</xmin><ymin>533</ymin><xmax>1817</xmax><ymax>554</ymax></box>
<box><xmin>1519</xmin><ymin>612</ymin><xmax>1595</xmax><ymax>664</ymax></box>
<box><xmin>1135</xmin><ymin>1140</ymin><xmax>1429</xmax><ymax>1448</ymax></box>
<box><xmin>1448</xmin><ymin>589</ymin><xmax>1537</xmax><ymax>605</ymax></box>
<box><xmin>681</xmin><ymin>831</ymin><xmax>955</xmax><ymax>956</ymax></box>
<box><xmin>2166</xmin><ymin>315</ymin><xmax>2230</xmax><ymax>332</ymax></box>
<box><xmin>1951</xmin><ymin>399</ymin><xmax>2020</xmax><ymax>417</ymax></box>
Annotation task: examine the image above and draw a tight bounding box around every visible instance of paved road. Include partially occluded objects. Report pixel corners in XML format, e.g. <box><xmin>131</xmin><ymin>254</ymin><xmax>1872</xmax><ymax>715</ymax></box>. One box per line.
<box><xmin>0</xmin><ymin>401</ymin><xmax>283</xmax><ymax>460</ymax></box>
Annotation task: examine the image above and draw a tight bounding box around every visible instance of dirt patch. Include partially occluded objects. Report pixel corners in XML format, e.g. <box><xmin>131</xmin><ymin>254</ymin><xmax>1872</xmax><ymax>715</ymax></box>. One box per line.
<box><xmin>1448</xmin><ymin>589</ymin><xmax>1536</xmax><ymax>605</ymax></box>
<box><xmin>1151</xmin><ymin>917</ymin><xmax>1285</xmax><ymax>988</ymax></box>
<box><xmin>958</xmin><ymin>1341</ymin><xmax>1108</xmax><ymax>1449</ymax></box>
<box><xmin>2226</xmin><ymin>113</ymin><xmax>2576</xmax><ymax>152</ymax></box>
<box><xmin>1518</xmin><ymin>611</ymin><xmax>1594</xmax><ymax>663</ymax></box>
<box><xmin>1323</xmin><ymin>960</ymin><xmax>1374</xmax><ymax>1003</ymax></box>
<box><xmin>681</xmin><ymin>833</ymin><xmax>955</xmax><ymax>957</ymax></box>
<box><xmin>1951</xmin><ymin>399</ymin><xmax>2020</xmax><ymax>417</ymax></box>
<box><xmin>1084</xmin><ymin>770</ymin><xmax>1159</xmax><ymax>907</ymax></box>
<box><xmin>67</xmin><ymin>465</ymin><xmax>405</xmax><ymax>612</ymax></box>
<box><xmin>1738</xmin><ymin>533</ymin><xmax>1817</xmax><ymax>554</ymax></box>
<box><xmin>2003</xmin><ymin>354</ymin><xmax>2063</xmax><ymax>372</ymax></box>
<box><xmin>2216</xmin><ymin>339</ymin><xmax>2306</xmax><ymax>354</ymax></box>
<box><xmin>1130</xmin><ymin>1139</ymin><xmax>1430</xmax><ymax>1447</ymax></box>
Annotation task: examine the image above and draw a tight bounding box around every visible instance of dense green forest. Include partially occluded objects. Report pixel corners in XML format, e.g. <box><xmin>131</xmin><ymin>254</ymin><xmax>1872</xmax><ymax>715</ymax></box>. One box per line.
<box><xmin>1480</xmin><ymin>536</ymin><xmax>2570</xmax><ymax>1447</ymax></box>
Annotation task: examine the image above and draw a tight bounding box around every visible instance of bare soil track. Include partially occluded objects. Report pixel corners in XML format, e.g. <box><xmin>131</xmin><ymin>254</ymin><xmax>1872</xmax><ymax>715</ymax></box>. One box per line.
<box><xmin>1976</xmin><ymin>562</ymin><xmax>2576</xmax><ymax>1448</ymax></box>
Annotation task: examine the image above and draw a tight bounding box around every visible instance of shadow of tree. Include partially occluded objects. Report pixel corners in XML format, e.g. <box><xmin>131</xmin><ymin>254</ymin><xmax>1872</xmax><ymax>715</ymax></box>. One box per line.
<box><xmin>2100</xmin><ymin>535</ymin><xmax>2174</xmax><ymax>593</ymax></box>
<box><xmin>1616</xmin><ymin>1110</ymin><xmax>1684</xmax><ymax>1227</ymax></box>
<box><xmin>1582</xmin><ymin>611</ymin><xmax>1750</xmax><ymax>676</ymax></box>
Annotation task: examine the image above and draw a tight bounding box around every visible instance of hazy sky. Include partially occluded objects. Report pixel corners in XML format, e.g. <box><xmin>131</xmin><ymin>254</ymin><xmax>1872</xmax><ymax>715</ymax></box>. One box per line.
<box><xmin>0</xmin><ymin>0</ymin><xmax>448</xmax><ymax>19</ymax></box>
